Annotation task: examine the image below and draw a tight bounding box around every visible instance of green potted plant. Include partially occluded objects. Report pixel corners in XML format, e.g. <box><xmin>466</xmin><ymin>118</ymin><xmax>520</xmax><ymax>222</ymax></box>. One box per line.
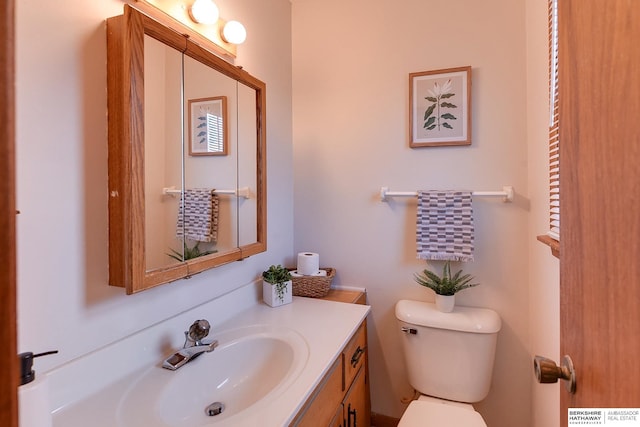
<box><xmin>262</xmin><ymin>264</ymin><xmax>293</xmax><ymax>307</ymax></box>
<box><xmin>414</xmin><ymin>261</ymin><xmax>480</xmax><ymax>312</ymax></box>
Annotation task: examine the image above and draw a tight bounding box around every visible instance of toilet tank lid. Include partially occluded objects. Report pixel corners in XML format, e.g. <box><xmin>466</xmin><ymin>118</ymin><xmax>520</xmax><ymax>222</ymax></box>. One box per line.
<box><xmin>395</xmin><ymin>300</ymin><xmax>501</xmax><ymax>333</ymax></box>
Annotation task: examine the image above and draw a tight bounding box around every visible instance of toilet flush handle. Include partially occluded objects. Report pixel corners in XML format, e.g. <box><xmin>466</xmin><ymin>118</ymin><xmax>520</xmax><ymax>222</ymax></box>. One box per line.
<box><xmin>401</xmin><ymin>326</ymin><xmax>417</xmax><ymax>335</ymax></box>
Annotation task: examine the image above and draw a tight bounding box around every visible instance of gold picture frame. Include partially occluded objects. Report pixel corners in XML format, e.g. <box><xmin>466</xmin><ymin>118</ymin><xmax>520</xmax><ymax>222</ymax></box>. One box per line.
<box><xmin>409</xmin><ymin>66</ymin><xmax>472</xmax><ymax>147</ymax></box>
<box><xmin>188</xmin><ymin>96</ymin><xmax>228</xmax><ymax>156</ymax></box>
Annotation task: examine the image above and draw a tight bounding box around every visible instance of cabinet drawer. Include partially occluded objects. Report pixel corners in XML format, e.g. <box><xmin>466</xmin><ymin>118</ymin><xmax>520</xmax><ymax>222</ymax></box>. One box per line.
<box><xmin>343</xmin><ymin>323</ymin><xmax>367</xmax><ymax>390</ymax></box>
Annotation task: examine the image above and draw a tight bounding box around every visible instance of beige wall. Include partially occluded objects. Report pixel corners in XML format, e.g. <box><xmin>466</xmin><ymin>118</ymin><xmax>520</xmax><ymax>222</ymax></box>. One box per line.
<box><xmin>292</xmin><ymin>0</ymin><xmax>533</xmax><ymax>426</ymax></box>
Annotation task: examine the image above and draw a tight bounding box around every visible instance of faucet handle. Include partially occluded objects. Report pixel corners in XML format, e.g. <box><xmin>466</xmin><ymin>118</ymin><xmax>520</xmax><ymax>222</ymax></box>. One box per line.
<box><xmin>186</xmin><ymin>319</ymin><xmax>211</xmax><ymax>345</ymax></box>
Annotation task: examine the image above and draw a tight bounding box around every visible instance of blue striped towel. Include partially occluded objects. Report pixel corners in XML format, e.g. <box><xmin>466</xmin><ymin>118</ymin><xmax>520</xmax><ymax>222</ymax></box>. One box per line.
<box><xmin>416</xmin><ymin>190</ymin><xmax>474</xmax><ymax>262</ymax></box>
<box><xmin>176</xmin><ymin>189</ymin><xmax>219</xmax><ymax>243</ymax></box>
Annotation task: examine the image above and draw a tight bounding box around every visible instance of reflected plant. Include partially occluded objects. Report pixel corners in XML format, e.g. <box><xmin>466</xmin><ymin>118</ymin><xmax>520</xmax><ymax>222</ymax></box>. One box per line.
<box><xmin>166</xmin><ymin>241</ymin><xmax>217</xmax><ymax>262</ymax></box>
<box><xmin>424</xmin><ymin>79</ymin><xmax>458</xmax><ymax>131</ymax></box>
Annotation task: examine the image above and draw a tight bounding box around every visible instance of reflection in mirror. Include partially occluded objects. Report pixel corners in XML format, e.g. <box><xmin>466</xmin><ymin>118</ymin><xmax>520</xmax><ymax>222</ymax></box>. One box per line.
<box><xmin>182</xmin><ymin>55</ymin><xmax>239</xmax><ymax>258</ymax></box>
<box><xmin>238</xmin><ymin>82</ymin><xmax>258</xmax><ymax>246</ymax></box>
<box><xmin>188</xmin><ymin>96</ymin><xmax>228</xmax><ymax>156</ymax></box>
<box><xmin>143</xmin><ymin>35</ymin><xmax>184</xmax><ymax>271</ymax></box>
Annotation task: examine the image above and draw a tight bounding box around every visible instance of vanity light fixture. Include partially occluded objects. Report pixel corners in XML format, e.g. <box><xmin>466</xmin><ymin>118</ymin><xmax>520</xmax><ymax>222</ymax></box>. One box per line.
<box><xmin>188</xmin><ymin>0</ymin><xmax>246</xmax><ymax>45</ymax></box>
<box><xmin>221</xmin><ymin>20</ymin><xmax>247</xmax><ymax>45</ymax></box>
<box><xmin>135</xmin><ymin>0</ymin><xmax>244</xmax><ymax>57</ymax></box>
<box><xmin>189</xmin><ymin>0</ymin><xmax>219</xmax><ymax>25</ymax></box>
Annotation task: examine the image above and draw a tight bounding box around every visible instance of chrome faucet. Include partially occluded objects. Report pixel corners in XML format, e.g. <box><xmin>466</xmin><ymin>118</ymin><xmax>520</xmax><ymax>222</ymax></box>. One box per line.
<box><xmin>162</xmin><ymin>319</ymin><xmax>218</xmax><ymax>370</ymax></box>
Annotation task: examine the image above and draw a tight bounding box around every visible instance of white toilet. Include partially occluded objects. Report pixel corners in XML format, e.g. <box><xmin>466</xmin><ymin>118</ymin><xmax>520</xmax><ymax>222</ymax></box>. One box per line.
<box><xmin>395</xmin><ymin>299</ymin><xmax>502</xmax><ymax>427</ymax></box>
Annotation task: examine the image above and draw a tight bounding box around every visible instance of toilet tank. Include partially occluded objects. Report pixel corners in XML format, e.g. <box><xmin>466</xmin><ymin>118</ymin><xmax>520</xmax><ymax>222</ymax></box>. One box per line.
<box><xmin>395</xmin><ymin>299</ymin><xmax>501</xmax><ymax>403</ymax></box>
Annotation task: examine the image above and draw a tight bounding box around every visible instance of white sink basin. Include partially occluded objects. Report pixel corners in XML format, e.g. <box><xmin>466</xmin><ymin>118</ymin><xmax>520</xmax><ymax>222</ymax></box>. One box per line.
<box><xmin>116</xmin><ymin>325</ymin><xmax>309</xmax><ymax>426</ymax></box>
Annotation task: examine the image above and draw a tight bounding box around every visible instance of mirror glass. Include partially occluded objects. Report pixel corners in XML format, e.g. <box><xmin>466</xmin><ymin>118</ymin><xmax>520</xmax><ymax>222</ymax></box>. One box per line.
<box><xmin>182</xmin><ymin>55</ymin><xmax>239</xmax><ymax>258</ymax></box>
<box><xmin>143</xmin><ymin>35</ymin><xmax>184</xmax><ymax>271</ymax></box>
<box><xmin>107</xmin><ymin>6</ymin><xmax>266</xmax><ymax>294</ymax></box>
<box><xmin>237</xmin><ymin>82</ymin><xmax>258</xmax><ymax>246</ymax></box>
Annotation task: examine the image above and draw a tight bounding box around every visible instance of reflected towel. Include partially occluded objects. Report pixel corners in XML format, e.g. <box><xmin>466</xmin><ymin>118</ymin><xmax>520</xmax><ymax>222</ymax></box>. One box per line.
<box><xmin>176</xmin><ymin>188</ymin><xmax>219</xmax><ymax>243</ymax></box>
<box><xmin>416</xmin><ymin>190</ymin><xmax>474</xmax><ymax>262</ymax></box>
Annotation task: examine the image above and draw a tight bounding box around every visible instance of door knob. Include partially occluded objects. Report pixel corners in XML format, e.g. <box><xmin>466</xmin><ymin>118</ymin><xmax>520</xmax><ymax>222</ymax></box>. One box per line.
<box><xmin>533</xmin><ymin>355</ymin><xmax>576</xmax><ymax>394</ymax></box>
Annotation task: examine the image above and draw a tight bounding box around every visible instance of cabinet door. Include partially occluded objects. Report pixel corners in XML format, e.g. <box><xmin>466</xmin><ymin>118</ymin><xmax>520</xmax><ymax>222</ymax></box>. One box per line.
<box><xmin>329</xmin><ymin>403</ymin><xmax>344</xmax><ymax>427</ymax></box>
<box><xmin>293</xmin><ymin>357</ymin><xmax>343</xmax><ymax>427</ymax></box>
<box><xmin>343</xmin><ymin>368</ymin><xmax>370</xmax><ymax>427</ymax></box>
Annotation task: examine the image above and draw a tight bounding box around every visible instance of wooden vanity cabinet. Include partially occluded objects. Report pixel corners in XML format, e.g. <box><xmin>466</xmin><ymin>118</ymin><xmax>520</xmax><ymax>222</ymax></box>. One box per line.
<box><xmin>295</xmin><ymin>357</ymin><xmax>343</xmax><ymax>426</ymax></box>
<box><xmin>292</xmin><ymin>320</ymin><xmax>370</xmax><ymax>427</ymax></box>
<box><xmin>341</xmin><ymin>367</ymin><xmax>369</xmax><ymax>427</ymax></box>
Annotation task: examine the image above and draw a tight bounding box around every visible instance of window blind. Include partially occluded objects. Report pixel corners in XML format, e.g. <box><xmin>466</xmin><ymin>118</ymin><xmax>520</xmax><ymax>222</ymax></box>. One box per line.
<box><xmin>548</xmin><ymin>0</ymin><xmax>560</xmax><ymax>240</ymax></box>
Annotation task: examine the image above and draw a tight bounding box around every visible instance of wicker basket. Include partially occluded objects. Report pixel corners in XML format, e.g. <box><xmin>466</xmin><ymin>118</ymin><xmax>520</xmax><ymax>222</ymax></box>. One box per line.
<box><xmin>288</xmin><ymin>268</ymin><xmax>335</xmax><ymax>298</ymax></box>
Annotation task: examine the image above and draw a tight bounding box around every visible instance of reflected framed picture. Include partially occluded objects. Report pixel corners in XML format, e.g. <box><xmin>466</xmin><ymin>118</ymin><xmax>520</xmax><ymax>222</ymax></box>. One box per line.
<box><xmin>188</xmin><ymin>96</ymin><xmax>228</xmax><ymax>156</ymax></box>
<box><xmin>409</xmin><ymin>66</ymin><xmax>471</xmax><ymax>148</ymax></box>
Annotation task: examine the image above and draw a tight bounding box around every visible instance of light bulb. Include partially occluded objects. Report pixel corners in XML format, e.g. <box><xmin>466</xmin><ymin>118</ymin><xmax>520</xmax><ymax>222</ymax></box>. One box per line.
<box><xmin>189</xmin><ymin>0</ymin><xmax>219</xmax><ymax>25</ymax></box>
<box><xmin>222</xmin><ymin>21</ymin><xmax>247</xmax><ymax>44</ymax></box>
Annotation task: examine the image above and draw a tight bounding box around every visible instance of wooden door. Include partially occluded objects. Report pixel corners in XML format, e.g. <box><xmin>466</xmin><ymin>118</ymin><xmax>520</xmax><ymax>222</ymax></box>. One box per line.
<box><xmin>559</xmin><ymin>1</ymin><xmax>640</xmax><ymax>425</ymax></box>
<box><xmin>0</xmin><ymin>0</ymin><xmax>18</xmax><ymax>425</ymax></box>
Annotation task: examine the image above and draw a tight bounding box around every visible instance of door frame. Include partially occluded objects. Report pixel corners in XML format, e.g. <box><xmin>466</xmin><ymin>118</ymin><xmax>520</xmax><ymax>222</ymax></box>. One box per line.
<box><xmin>0</xmin><ymin>0</ymin><xmax>18</xmax><ymax>425</ymax></box>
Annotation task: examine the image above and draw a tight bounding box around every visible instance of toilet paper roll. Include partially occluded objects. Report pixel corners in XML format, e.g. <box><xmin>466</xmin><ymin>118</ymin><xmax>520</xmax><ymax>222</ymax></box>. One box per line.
<box><xmin>297</xmin><ymin>252</ymin><xmax>320</xmax><ymax>276</ymax></box>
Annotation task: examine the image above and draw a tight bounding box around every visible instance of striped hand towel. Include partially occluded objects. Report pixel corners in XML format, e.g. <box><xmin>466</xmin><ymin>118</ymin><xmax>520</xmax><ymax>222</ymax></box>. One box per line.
<box><xmin>416</xmin><ymin>190</ymin><xmax>474</xmax><ymax>262</ymax></box>
<box><xmin>176</xmin><ymin>188</ymin><xmax>219</xmax><ymax>243</ymax></box>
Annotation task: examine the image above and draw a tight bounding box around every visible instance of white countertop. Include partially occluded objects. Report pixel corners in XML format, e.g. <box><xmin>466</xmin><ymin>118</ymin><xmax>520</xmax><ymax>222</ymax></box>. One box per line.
<box><xmin>51</xmin><ymin>296</ymin><xmax>370</xmax><ymax>427</ymax></box>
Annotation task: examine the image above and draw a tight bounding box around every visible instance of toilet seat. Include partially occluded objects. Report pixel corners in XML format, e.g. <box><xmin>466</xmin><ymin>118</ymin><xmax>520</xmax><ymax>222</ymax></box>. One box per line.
<box><xmin>398</xmin><ymin>400</ymin><xmax>487</xmax><ymax>427</ymax></box>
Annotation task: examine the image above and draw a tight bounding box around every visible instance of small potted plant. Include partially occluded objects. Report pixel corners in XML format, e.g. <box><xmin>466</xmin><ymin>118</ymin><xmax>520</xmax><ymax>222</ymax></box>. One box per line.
<box><xmin>414</xmin><ymin>261</ymin><xmax>480</xmax><ymax>312</ymax></box>
<box><xmin>262</xmin><ymin>264</ymin><xmax>293</xmax><ymax>307</ymax></box>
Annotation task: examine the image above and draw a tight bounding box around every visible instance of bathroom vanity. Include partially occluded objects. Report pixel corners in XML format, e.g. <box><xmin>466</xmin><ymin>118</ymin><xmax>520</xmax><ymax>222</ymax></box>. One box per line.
<box><xmin>292</xmin><ymin>321</ymin><xmax>370</xmax><ymax>427</ymax></box>
<box><xmin>48</xmin><ymin>286</ymin><xmax>370</xmax><ymax>427</ymax></box>
<box><xmin>291</xmin><ymin>289</ymin><xmax>370</xmax><ymax>427</ymax></box>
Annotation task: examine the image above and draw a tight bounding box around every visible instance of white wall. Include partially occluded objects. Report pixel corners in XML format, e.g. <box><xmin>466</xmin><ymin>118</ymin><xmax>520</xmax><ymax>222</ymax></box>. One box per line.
<box><xmin>292</xmin><ymin>1</ymin><xmax>532</xmax><ymax>426</ymax></box>
<box><xmin>15</xmin><ymin>0</ymin><xmax>293</xmax><ymax>373</ymax></box>
<box><xmin>526</xmin><ymin>0</ymin><xmax>561</xmax><ymax>426</ymax></box>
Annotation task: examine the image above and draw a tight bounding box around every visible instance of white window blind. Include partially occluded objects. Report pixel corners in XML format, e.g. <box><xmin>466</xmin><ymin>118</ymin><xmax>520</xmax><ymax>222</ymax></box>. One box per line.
<box><xmin>205</xmin><ymin>112</ymin><xmax>224</xmax><ymax>152</ymax></box>
<box><xmin>548</xmin><ymin>0</ymin><xmax>560</xmax><ymax>240</ymax></box>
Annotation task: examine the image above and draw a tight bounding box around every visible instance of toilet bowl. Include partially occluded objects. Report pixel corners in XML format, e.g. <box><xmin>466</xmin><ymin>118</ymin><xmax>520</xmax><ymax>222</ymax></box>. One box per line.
<box><xmin>395</xmin><ymin>299</ymin><xmax>501</xmax><ymax>427</ymax></box>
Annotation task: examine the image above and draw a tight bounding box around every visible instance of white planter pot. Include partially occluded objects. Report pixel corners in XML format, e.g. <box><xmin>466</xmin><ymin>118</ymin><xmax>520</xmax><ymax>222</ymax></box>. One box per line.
<box><xmin>262</xmin><ymin>280</ymin><xmax>292</xmax><ymax>307</ymax></box>
<box><xmin>435</xmin><ymin>294</ymin><xmax>455</xmax><ymax>312</ymax></box>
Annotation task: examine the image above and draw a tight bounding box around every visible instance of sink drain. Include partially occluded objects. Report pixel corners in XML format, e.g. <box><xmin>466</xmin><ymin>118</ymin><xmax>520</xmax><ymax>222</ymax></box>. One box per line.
<box><xmin>205</xmin><ymin>402</ymin><xmax>225</xmax><ymax>416</ymax></box>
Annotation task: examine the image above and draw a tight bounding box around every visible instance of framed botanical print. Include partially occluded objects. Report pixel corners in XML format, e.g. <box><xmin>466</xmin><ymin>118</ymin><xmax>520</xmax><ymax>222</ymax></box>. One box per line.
<box><xmin>188</xmin><ymin>96</ymin><xmax>228</xmax><ymax>156</ymax></box>
<box><xmin>409</xmin><ymin>66</ymin><xmax>471</xmax><ymax>147</ymax></box>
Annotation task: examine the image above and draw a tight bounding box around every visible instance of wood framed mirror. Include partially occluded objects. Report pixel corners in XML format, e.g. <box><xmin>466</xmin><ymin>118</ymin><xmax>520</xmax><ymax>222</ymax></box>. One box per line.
<box><xmin>107</xmin><ymin>5</ymin><xmax>266</xmax><ymax>294</ymax></box>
